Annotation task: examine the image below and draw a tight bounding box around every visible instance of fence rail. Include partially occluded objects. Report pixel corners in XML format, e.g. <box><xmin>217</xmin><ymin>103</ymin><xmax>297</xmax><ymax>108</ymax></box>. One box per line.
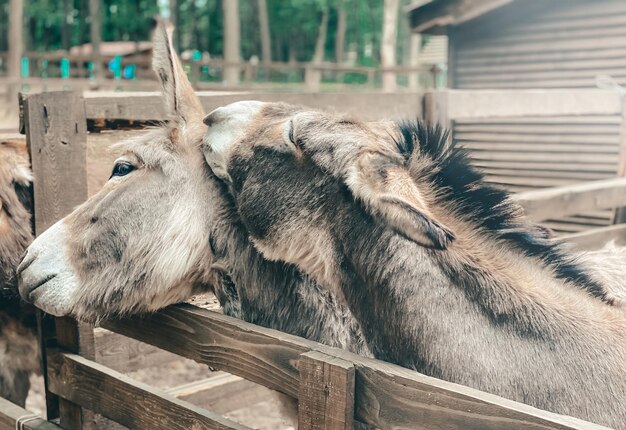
<box><xmin>5</xmin><ymin>89</ymin><xmax>626</xmax><ymax>429</ymax></box>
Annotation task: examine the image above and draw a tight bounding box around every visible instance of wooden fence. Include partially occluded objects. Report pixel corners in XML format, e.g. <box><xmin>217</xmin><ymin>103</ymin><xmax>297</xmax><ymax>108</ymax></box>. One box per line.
<box><xmin>2</xmin><ymin>89</ymin><xmax>626</xmax><ymax>430</ymax></box>
<box><xmin>0</xmin><ymin>52</ymin><xmax>440</xmax><ymax>96</ymax></box>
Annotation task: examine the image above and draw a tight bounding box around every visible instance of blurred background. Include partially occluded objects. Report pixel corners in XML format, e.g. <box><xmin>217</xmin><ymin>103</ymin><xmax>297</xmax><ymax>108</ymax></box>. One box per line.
<box><xmin>0</xmin><ymin>0</ymin><xmax>445</xmax><ymax>98</ymax></box>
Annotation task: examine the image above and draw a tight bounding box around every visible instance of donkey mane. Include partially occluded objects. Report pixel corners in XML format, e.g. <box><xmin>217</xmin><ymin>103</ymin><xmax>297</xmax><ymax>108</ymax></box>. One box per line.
<box><xmin>396</xmin><ymin>121</ymin><xmax>605</xmax><ymax>299</ymax></box>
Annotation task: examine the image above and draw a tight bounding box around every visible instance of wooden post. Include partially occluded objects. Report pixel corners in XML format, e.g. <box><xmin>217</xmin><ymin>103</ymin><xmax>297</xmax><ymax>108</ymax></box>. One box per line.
<box><xmin>408</xmin><ymin>33</ymin><xmax>422</xmax><ymax>91</ymax></box>
<box><xmin>7</xmin><ymin>0</ymin><xmax>23</xmax><ymax>105</ymax></box>
<box><xmin>222</xmin><ymin>0</ymin><xmax>241</xmax><ymax>85</ymax></box>
<box><xmin>613</xmin><ymin>98</ymin><xmax>626</xmax><ymax>224</ymax></box>
<box><xmin>89</xmin><ymin>0</ymin><xmax>102</xmax><ymax>82</ymax></box>
<box><xmin>381</xmin><ymin>0</ymin><xmax>399</xmax><ymax>93</ymax></box>
<box><xmin>22</xmin><ymin>92</ymin><xmax>94</xmax><ymax>429</ymax></box>
<box><xmin>258</xmin><ymin>0</ymin><xmax>271</xmax><ymax>67</ymax></box>
<box><xmin>298</xmin><ymin>351</ymin><xmax>355</xmax><ymax>430</ymax></box>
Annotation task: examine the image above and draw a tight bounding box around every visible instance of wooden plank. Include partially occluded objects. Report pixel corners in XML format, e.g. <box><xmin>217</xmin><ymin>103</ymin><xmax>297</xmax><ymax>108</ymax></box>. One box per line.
<box><xmin>93</xmin><ymin>328</ymin><xmax>181</xmax><ymax>373</ymax></box>
<box><xmin>514</xmin><ymin>178</ymin><xmax>626</xmax><ymax>221</ymax></box>
<box><xmin>298</xmin><ymin>351</ymin><xmax>355</xmax><ymax>430</ymax></box>
<box><xmin>556</xmin><ymin>224</ymin><xmax>626</xmax><ymax>250</ymax></box>
<box><xmin>353</xmin><ymin>363</ymin><xmax>609</xmax><ymax>430</ymax></box>
<box><xmin>0</xmin><ymin>397</ymin><xmax>61</xmax><ymax>430</ymax></box>
<box><xmin>47</xmin><ymin>352</ymin><xmax>250</xmax><ymax>430</ymax></box>
<box><xmin>82</xmin><ymin>92</ymin><xmax>422</xmax><ymax>122</ymax></box>
<box><xmin>23</xmin><ymin>92</ymin><xmax>93</xmax><ymax>429</ymax></box>
<box><xmin>104</xmin><ymin>304</ymin><xmax>605</xmax><ymax>430</ymax></box>
<box><xmin>102</xmin><ymin>305</ymin><xmax>307</xmax><ymax>399</ymax></box>
<box><xmin>456</xmin><ymin>133</ymin><xmax>619</xmax><ymax>145</ymax></box>
<box><xmin>427</xmin><ymin>90</ymin><xmax>623</xmax><ymax>120</ymax></box>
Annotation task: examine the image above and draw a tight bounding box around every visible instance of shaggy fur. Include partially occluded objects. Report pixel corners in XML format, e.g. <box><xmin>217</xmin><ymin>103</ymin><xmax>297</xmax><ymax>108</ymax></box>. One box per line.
<box><xmin>204</xmin><ymin>104</ymin><xmax>626</xmax><ymax>428</ymax></box>
<box><xmin>0</xmin><ymin>139</ymin><xmax>38</xmax><ymax>407</ymax></box>
<box><xmin>17</xmin><ymin>24</ymin><xmax>370</xmax><ymax>426</ymax></box>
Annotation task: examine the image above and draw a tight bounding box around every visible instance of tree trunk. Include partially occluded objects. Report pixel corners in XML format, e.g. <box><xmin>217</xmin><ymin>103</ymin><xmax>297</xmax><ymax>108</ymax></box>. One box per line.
<box><xmin>89</xmin><ymin>0</ymin><xmax>102</xmax><ymax>80</ymax></box>
<box><xmin>7</xmin><ymin>0</ymin><xmax>23</xmax><ymax>103</ymax></box>
<box><xmin>222</xmin><ymin>0</ymin><xmax>241</xmax><ymax>85</ymax></box>
<box><xmin>335</xmin><ymin>0</ymin><xmax>346</xmax><ymax>65</ymax></box>
<box><xmin>62</xmin><ymin>0</ymin><xmax>71</xmax><ymax>51</ymax></box>
<box><xmin>170</xmin><ymin>0</ymin><xmax>179</xmax><ymax>51</ymax></box>
<box><xmin>408</xmin><ymin>33</ymin><xmax>422</xmax><ymax>91</ymax></box>
<box><xmin>258</xmin><ymin>0</ymin><xmax>271</xmax><ymax>65</ymax></box>
<box><xmin>312</xmin><ymin>8</ymin><xmax>328</xmax><ymax>64</ymax></box>
<box><xmin>381</xmin><ymin>0</ymin><xmax>399</xmax><ymax>92</ymax></box>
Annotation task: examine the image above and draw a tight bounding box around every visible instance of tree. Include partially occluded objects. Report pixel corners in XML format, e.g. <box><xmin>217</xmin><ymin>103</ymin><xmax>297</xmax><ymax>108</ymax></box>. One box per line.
<box><xmin>312</xmin><ymin>7</ymin><xmax>328</xmax><ymax>64</ymax></box>
<box><xmin>7</xmin><ymin>0</ymin><xmax>23</xmax><ymax>104</ymax></box>
<box><xmin>381</xmin><ymin>0</ymin><xmax>398</xmax><ymax>92</ymax></box>
<box><xmin>258</xmin><ymin>0</ymin><xmax>271</xmax><ymax>65</ymax></box>
<box><xmin>335</xmin><ymin>0</ymin><xmax>346</xmax><ymax>64</ymax></box>
<box><xmin>89</xmin><ymin>0</ymin><xmax>102</xmax><ymax>79</ymax></box>
<box><xmin>222</xmin><ymin>0</ymin><xmax>240</xmax><ymax>84</ymax></box>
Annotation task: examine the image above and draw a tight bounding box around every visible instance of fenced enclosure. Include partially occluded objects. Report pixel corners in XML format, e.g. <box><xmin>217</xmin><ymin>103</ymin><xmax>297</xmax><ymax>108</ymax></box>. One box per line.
<box><xmin>2</xmin><ymin>88</ymin><xmax>626</xmax><ymax>429</ymax></box>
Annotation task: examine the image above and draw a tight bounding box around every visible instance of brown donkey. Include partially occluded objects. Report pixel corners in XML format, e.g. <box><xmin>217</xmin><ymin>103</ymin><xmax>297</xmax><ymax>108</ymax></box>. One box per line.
<box><xmin>201</xmin><ymin>102</ymin><xmax>626</xmax><ymax>428</ymax></box>
<box><xmin>0</xmin><ymin>138</ymin><xmax>38</xmax><ymax>406</ymax></box>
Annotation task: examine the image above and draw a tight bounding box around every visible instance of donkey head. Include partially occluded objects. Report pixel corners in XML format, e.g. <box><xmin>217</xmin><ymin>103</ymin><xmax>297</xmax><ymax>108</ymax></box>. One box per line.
<box><xmin>0</xmin><ymin>139</ymin><xmax>33</xmax><ymax>291</ymax></box>
<box><xmin>203</xmin><ymin>103</ymin><xmax>455</xmax><ymax>292</ymax></box>
<box><xmin>18</xmin><ymin>24</ymin><xmax>217</xmax><ymax>322</ymax></box>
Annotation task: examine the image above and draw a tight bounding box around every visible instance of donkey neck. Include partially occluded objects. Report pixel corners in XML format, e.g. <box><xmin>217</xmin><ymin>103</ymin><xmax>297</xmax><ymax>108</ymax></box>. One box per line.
<box><xmin>207</xmin><ymin>181</ymin><xmax>370</xmax><ymax>355</ymax></box>
<box><xmin>333</xmin><ymin>203</ymin><xmax>626</xmax><ymax>368</ymax></box>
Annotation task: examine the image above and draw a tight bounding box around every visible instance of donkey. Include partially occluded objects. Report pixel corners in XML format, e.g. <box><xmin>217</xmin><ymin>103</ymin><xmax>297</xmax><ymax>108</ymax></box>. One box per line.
<box><xmin>0</xmin><ymin>138</ymin><xmax>39</xmax><ymax>407</ymax></box>
<box><xmin>200</xmin><ymin>103</ymin><xmax>626</xmax><ymax>428</ymax></box>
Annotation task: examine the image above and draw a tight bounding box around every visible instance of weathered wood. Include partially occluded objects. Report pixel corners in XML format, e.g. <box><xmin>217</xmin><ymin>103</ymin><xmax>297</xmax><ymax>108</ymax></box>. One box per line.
<box><xmin>354</xmin><ymin>363</ymin><xmax>608</xmax><ymax>430</ymax></box>
<box><xmin>426</xmin><ymin>90</ymin><xmax>622</xmax><ymax>120</ymax></box>
<box><xmin>514</xmin><ymin>177</ymin><xmax>626</xmax><ymax>221</ymax></box>
<box><xmin>23</xmin><ymin>92</ymin><xmax>88</xmax><ymax>234</ymax></box>
<box><xmin>81</xmin><ymin>92</ymin><xmax>422</xmax><ymax>122</ymax></box>
<box><xmin>103</xmin><ymin>304</ymin><xmax>605</xmax><ymax>429</ymax></box>
<box><xmin>93</xmin><ymin>328</ymin><xmax>181</xmax><ymax>373</ymax></box>
<box><xmin>47</xmin><ymin>352</ymin><xmax>250</xmax><ymax>430</ymax></box>
<box><xmin>298</xmin><ymin>351</ymin><xmax>355</xmax><ymax>430</ymax></box>
<box><xmin>23</xmin><ymin>92</ymin><xmax>93</xmax><ymax>429</ymax></box>
<box><xmin>0</xmin><ymin>396</ymin><xmax>61</xmax><ymax>430</ymax></box>
<box><xmin>103</xmin><ymin>305</ymin><xmax>307</xmax><ymax>399</ymax></box>
<box><xmin>556</xmin><ymin>224</ymin><xmax>626</xmax><ymax>250</ymax></box>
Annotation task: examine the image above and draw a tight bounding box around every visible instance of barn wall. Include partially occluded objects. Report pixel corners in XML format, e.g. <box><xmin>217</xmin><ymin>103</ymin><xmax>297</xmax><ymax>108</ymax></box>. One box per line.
<box><xmin>448</xmin><ymin>0</ymin><xmax>625</xmax><ymax>233</ymax></box>
<box><xmin>452</xmin><ymin>0</ymin><xmax>626</xmax><ymax>89</ymax></box>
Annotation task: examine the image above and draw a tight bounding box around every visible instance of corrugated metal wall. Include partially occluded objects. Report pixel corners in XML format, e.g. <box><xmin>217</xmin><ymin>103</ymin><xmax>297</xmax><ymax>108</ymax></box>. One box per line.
<box><xmin>453</xmin><ymin>0</ymin><xmax>626</xmax><ymax>89</ymax></box>
<box><xmin>450</xmin><ymin>0</ymin><xmax>625</xmax><ymax>233</ymax></box>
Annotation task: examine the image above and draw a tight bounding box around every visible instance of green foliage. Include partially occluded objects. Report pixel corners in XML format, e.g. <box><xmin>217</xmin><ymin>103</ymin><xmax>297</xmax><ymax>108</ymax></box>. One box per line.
<box><xmin>1</xmin><ymin>0</ymin><xmax>413</xmax><ymax>67</ymax></box>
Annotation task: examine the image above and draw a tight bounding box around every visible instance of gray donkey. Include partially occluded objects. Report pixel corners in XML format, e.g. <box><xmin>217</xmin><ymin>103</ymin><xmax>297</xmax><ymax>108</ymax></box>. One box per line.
<box><xmin>17</xmin><ymin>24</ymin><xmax>369</xmax><ymax>424</ymax></box>
<box><xmin>200</xmin><ymin>101</ymin><xmax>626</xmax><ymax>429</ymax></box>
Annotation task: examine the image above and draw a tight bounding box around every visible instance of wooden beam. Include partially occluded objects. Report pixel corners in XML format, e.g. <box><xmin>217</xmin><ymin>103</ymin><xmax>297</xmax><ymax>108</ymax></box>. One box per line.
<box><xmin>426</xmin><ymin>90</ymin><xmax>623</xmax><ymax>120</ymax></box>
<box><xmin>93</xmin><ymin>328</ymin><xmax>181</xmax><ymax>373</ymax></box>
<box><xmin>23</xmin><ymin>92</ymin><xmax>93</xmax><ymax>428</ymax></box>
<box><xmin>0</xmin><ymin>397</ymin><xmax>61</xmax><ymax>430</ymax></box>
<box><xmin>81</xmin><ymin>92</ymin><xmax>422</xmax><ymax>123</ymax></box>
<box><xmin>514</xmin><ymin>177</ymin><xmax>626</xmax><ymax>222</ymax></box>
<box><xmin>298</xmin><ymin>351</ymin><xmax>355</xmax><ymax>430</ymax></box>
<box><xmin>47</xmin><ymin>352</ymin><xmax>250</xmax><ymax>430</ymax></box>
<box><xmin>103</xmin><ymin>304</ymin><xmax>605</xmax><ymax>429</ymax></box>
<box><xmin>556</xmin><ymin>224</ymin><xmax>626</xmax><ymax>251</ymax></box>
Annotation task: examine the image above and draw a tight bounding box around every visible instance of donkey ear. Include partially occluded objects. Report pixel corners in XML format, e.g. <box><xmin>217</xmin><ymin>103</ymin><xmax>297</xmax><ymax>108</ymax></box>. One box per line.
<box><xmin>349</xmin><ymin>152</ymin><xmax>455</xmax><ymax>249</ymax></box>
<box><xmin>152</xmin><ymin>20</ymin><xmax>204</xmax><ymax>125</ymax></box>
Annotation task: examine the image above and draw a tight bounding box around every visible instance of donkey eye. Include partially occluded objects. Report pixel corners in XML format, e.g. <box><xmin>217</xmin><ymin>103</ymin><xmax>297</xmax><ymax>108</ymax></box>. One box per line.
<box><xmin>110</xmin><ymin>162</ymin><xmax>135</xmax><ymax>178</ymax></box>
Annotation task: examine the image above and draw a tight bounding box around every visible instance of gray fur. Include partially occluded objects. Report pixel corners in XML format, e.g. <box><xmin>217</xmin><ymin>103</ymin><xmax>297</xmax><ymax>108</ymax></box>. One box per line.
<box><xmin>204</xmin><ymin>102</ymin><xmax>626</xmax><ymax>429</ymax></box>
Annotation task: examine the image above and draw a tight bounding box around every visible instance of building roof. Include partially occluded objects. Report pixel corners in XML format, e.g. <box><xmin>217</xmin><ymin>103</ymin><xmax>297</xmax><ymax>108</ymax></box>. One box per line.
<box><xmin>407</xmin><ymin>0</ymin><xmax>514</xmax><ymax>34</ymax></box>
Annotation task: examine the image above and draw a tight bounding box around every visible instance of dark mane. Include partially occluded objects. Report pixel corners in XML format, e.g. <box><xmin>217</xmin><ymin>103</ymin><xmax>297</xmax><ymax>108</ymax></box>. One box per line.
<box><xmin>395</xmin><ymin>121</ymin><xmax>606</xmax><ymax>300</ymax></box>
